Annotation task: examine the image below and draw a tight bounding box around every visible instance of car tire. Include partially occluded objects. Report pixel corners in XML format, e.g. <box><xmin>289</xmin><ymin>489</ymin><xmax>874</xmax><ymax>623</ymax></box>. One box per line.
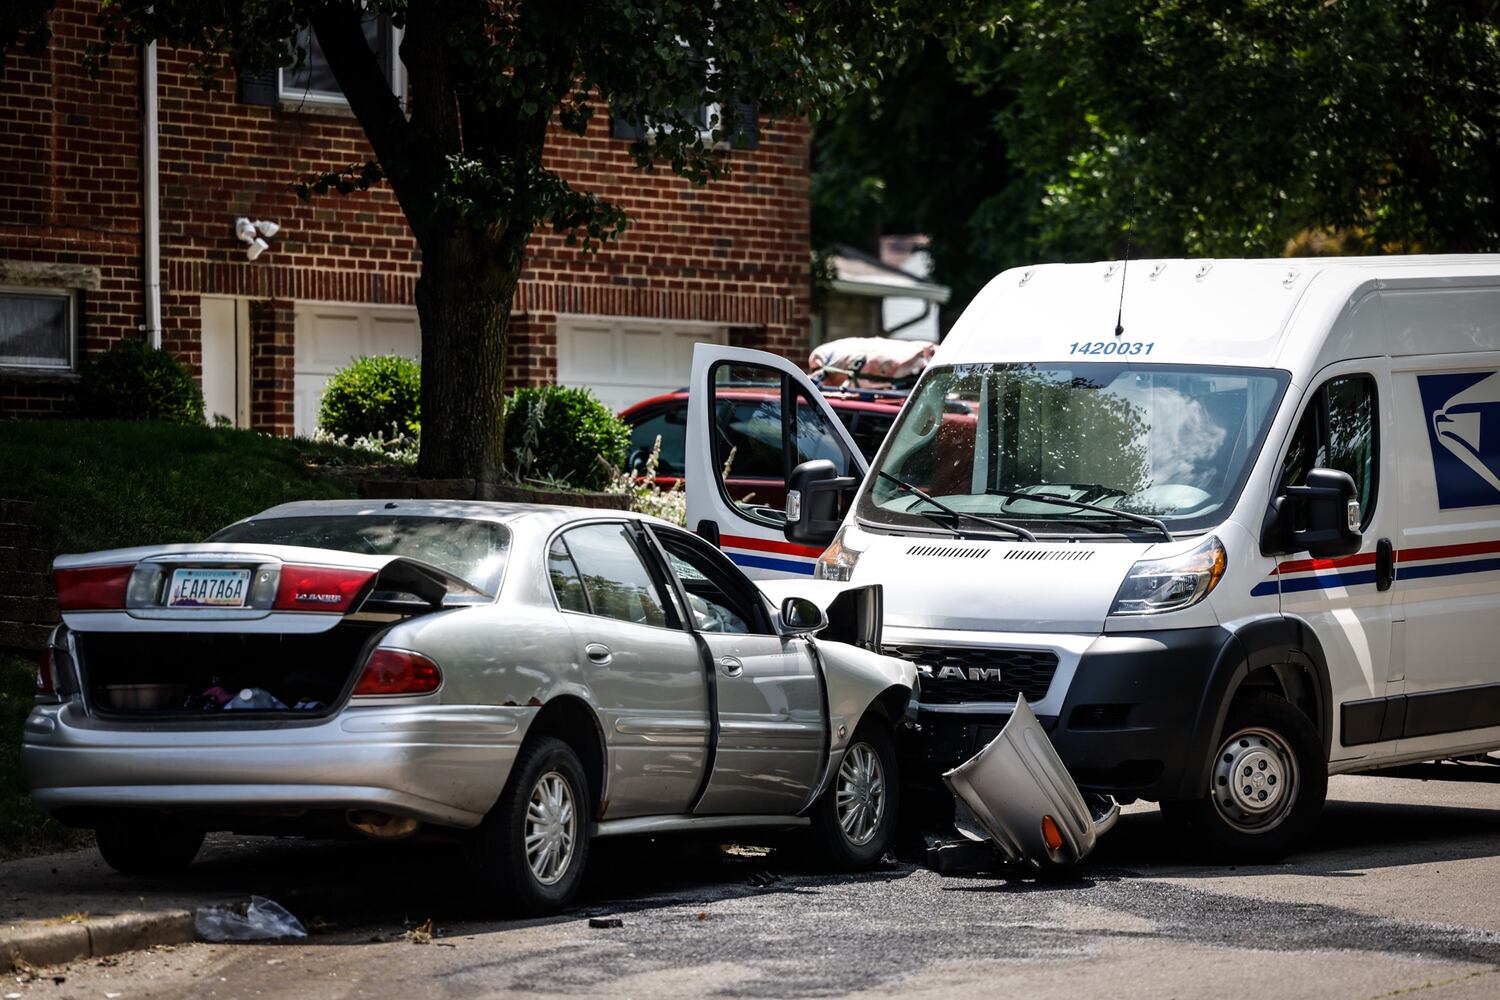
<box><xmin>1160</xmin><ymin>691</ymin><xmax>1326</xmax><ymax>863</ymax></box>
<box><xmin>467</xmin><ymin>736</ymin><xmax>591</xmax><ymax>916</ymax></box>
<box><xmin>95</xmin><ymin>815</ymin><xmax>204</xmax><ymax>875</ymax></box>
<box><xmin>808</xmin><ymin>720</ymin><xmax>900</xmax><ymax>871</ymax></box>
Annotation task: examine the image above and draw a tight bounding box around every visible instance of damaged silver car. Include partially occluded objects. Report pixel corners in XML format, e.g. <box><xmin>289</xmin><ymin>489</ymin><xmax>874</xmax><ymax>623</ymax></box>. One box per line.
<box><xmin>23</xmin><ymin>500</ymin><xmax>915</xmax><ymax>914</ymax></box>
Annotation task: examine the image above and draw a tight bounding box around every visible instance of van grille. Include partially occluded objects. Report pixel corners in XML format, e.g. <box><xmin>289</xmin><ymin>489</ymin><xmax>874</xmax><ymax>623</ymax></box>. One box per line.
<box><xmin>884</xmin><ymin>644</ymin><xmax>1059</xmax><ymax>705</ymax></box>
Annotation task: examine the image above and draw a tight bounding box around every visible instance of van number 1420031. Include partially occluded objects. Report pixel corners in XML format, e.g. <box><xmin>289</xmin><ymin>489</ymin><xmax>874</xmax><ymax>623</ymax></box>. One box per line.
<box><xmin>1069</xmin><ymin>341</ymin><xmax>1155</xmax><ymax>356</ymax></box>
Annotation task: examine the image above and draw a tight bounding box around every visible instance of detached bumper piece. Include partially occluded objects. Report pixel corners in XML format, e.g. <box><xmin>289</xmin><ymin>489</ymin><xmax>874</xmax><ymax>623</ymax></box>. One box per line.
<box><xmin>942</xmin><ymin>696</ymin><xmax>1118</xmax><ymax>869</ymax></box>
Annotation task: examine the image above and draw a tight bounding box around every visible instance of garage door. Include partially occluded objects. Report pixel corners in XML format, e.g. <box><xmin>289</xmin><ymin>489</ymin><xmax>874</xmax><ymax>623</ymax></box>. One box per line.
<box><xmin>555</xmin><ymin>317</ymin><xmax>727</xmax><ymax>413</ymax></box>
<box><xmin>293</xmin><ymin>303</ymin><xmax>421</xmax><ymax>437</ymax></box>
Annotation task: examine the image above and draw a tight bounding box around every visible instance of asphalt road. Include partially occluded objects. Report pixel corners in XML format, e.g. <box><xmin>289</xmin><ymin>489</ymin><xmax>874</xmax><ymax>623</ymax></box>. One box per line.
<box><xmin>9</xmin><ymin>771</ymin><xmax>1500</xmax><ymax>999</ymax></box>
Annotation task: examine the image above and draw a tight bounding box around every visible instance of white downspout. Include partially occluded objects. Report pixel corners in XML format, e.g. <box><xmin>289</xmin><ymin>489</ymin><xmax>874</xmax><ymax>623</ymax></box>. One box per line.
<box><xmin>142</xmin><ymin>41</ymin><xmax>162</xmax><ymax>348</ymax></box>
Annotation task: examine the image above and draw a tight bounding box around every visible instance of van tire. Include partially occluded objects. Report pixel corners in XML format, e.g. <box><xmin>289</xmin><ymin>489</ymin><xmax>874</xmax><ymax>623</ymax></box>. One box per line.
<box><xmin>808</xmin><ymin>720</ymin><xmax>900</xmax><ymax>871</ymax></box>
<box><xmin>1161</xmin><ymin>692</ymin><xmax>1326</xmax><ymax>862</ymax></box>
<box><xmin>95</xmin><ymin>816</ymin><xmax>204</xmax><ymax>875</ymax></box>
<box><xmin>467</xmin><ymin>736</ymin><xmax>591</xmax><ymax>916</ymax></box>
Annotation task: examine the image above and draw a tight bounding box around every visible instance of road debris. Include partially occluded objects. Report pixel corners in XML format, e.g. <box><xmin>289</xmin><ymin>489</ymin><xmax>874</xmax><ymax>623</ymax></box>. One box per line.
<box><xmin>588</xmin><ymin>917</ymin><xmax>624</xmax><ymax>929</ymax></box>
<box><xmin>194</xmin><ymin>897</ymin><xmax>307</xmax><ymax>942</ymax></box>
<box><xmin>403</xmin><ymin>919</ymin><xmax>433</xmax><ymax>945</ymax></box>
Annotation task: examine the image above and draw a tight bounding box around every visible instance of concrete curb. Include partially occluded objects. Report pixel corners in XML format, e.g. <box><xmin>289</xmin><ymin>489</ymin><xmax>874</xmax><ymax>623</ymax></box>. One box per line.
<box><xmin>2</xmin><ymin>910</ymin><xmax>196</xmax><ymax>969</ymax></box>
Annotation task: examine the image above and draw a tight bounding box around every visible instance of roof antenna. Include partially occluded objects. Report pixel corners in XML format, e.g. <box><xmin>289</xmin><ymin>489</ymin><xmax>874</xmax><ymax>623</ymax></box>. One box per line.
<box><xmin>1114</xmin><ymin>188</ymin><xmax>1135</xmax><ymax>337</ymax></box>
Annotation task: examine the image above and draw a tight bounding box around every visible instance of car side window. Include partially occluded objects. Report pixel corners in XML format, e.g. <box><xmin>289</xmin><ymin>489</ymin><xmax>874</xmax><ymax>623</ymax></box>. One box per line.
<box><xmin>1279</xmin><ymin>374</ymin><xmax>1377</xmax><ymax>526</ymax></box>
<box><xmin>794</xmin><ymin>395</ymin><xmax>855</xmax><ymax>475</ymax></box>
<box><xmin>627</xmin><ymin>405</ymin><xmax>686</xmax><ymax>476</ymax></box>
<box><xmin>547</xmin><ymin>538</ymin><xmax>589</xmax><ymax>614</ymax></box>
<box><xmin>653</xmin><ymin>530</ymin><xmax>770</xmax><ymax>635</ymax></box>
<box><xmin>558</xmin><ymin>523</ymin><xmax>673</xmax><ymax>628</ymax></box>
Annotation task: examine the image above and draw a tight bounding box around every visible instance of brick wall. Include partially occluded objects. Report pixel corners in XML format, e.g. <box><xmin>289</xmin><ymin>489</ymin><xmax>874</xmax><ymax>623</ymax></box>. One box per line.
<box><xmin>1</xmin><ymin>1</ymin><xmax>812</xmax><ymax>422</ymax></box>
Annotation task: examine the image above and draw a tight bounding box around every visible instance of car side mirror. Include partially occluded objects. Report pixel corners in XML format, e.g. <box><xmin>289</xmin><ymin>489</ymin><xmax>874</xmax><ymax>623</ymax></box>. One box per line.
<box><xmin>1263</xmin><ymin>467</ymin><xmax>1362</xmax><ymax>558</ymax></box>
<box><xmin>780</xmin><ymin>596</ymin><xmax>827</xmax><ymax>635</ymax></box>
<box><xmin>785</xmin><ymin>459</ymin><xmax>858</xmax><ymax>548</ymax></box>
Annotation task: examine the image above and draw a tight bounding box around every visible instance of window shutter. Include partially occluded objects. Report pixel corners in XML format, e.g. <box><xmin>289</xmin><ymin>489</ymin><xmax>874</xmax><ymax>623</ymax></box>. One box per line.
<box><xmin>611</xmin><ymin>111</ymin><xmax>648</xmax><ymax>141</ymax></box>
<box><xmin>238</xmin><ymin>67</ymin><xmax>278</xmax><ymax>107</ymax></box>
<box><xmin>728</xmin><ymin>98</ymin><xmax>759</xmax><ymax>150</ymax></box>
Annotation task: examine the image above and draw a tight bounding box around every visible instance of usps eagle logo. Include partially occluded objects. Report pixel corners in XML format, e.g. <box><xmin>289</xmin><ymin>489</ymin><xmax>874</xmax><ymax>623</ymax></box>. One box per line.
<box><xmin>1418</xmin><ymin>371</ymin><xmax>1500</xmax><ymax>509</ymax></box>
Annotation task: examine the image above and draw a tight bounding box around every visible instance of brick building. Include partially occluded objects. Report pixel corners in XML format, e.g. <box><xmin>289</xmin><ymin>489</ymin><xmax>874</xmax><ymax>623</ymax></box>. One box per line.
<box><xmin>0</xmin><ymin>2</ymin><xmax>811</xmax><ymax>433</ymax></box>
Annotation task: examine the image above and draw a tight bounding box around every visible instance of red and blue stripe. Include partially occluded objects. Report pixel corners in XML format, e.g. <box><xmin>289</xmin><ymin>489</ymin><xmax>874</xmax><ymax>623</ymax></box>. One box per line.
<box><xmin>1251</xmin><ymin>539</ymin><xmax>1500</xmax><ymax>597</ymax></box>
<box><xmin>721</xmin><ymin>534</ymin><xmax>824</xmax><ymax>576</ymax></box>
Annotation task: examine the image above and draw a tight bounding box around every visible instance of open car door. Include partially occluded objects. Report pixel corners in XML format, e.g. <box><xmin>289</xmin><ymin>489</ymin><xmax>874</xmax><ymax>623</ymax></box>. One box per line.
<box><xmin>685</xmin><ymin>344</ymin><xmax>869</xmax><ymax>578</ymax></box>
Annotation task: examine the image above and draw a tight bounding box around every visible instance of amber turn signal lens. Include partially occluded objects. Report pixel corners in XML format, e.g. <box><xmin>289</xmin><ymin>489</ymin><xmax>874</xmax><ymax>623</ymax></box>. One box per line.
<box><xmin>1041</xmin><ymin>814</ymin><xmax>1064</xmax><ymax>853</ymax></box>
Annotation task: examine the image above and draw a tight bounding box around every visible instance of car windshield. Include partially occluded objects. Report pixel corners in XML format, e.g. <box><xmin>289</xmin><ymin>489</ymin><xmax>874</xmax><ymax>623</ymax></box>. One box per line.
<box><xmin>209</xmin><ymin>515</ymin><xmax>510</xmax><ymax>596</ymax></box>
<box><xmin>858</xmin><ymin>362</ymin><xmax>1289</xmax><ymax>535</ymax></box>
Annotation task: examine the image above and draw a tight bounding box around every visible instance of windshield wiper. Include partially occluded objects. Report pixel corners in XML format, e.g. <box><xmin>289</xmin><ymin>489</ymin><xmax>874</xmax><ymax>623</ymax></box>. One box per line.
<box><xmin>878</xmin><ymin>472</ymin><xmax>1036</xmax><ymax>542</ymax></box>
<box><xmin>986</xmin><ymin>488</ymin><xmax>1174</xmax><ymax>541</ymax></box>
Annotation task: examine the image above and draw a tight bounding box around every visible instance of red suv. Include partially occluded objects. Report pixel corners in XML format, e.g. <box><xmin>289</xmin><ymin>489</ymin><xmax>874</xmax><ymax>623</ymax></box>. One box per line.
<box><xmin>620</xmin><ymin>387</ymin><xmax>905</xmax><ymax>496</ymax></box>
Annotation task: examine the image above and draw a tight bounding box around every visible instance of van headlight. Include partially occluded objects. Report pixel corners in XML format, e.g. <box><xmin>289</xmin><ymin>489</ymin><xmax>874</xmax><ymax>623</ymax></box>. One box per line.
<box><xmin>1110</xmin><ymin>536</ymin><xmax>1227</xmax><ymax>616</ymax></box>
<box><xmin>814</xmin><ymin>525</ymin><xmax>864</xmax><ymax>581</ymax></box>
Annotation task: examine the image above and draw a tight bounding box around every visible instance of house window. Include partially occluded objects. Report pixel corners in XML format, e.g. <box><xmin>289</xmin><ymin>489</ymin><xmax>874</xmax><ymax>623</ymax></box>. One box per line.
<box><xmin>0</xmin><ymin>288</ymin><xmax>74</xmax><ymax>370</ymax></box>
<box><xmin>278</xmin><ymin>16</ymin><xmax>403</xmax><ymax>107</ymax></box>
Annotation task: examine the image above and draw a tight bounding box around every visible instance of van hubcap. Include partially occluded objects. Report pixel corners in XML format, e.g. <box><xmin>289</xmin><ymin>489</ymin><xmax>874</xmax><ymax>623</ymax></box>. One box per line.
<box><xmin>1212</xmin><ymin>727</ymin><xmax>1298</xmax><ymax>833</ymax></box>
<box><xmin>836</xmin><ymin>743</ymin><xmax>886</xmax><ymax>847</ymax></box>
<box><xmin>525</xmin><ymin>771</ymin><xmax>576</xmax><ymax>886</ymax></box>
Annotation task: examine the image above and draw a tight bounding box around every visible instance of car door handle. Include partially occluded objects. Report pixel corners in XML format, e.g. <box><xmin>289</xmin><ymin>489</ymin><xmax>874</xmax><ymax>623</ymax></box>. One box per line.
<box><xmin>586</xmin><ymin>643</ymin><xmax>612</xmax><ymax>665</ymax></box>
<box><xmin>719</xmin><ymin>655</ymin><xmax>743</xmax><ymax>677</ymax></box>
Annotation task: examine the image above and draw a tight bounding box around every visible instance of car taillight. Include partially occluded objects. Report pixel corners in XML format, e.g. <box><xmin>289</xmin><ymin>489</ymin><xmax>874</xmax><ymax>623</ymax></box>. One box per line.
<box><xmin>36</xmin><ymin>647</ymin><xmax>56</xmax><ymax>697</ymax></box>
<box><xmin>353</xmin><ymin>649</ymin><xmax>442</xmax><ymax>696</ymax></box>
<box><xmin>273</xmin><ymin>565</ymin><xmax>376</xmax><ymax>613</ymax></box>
<box><xmin>54</xmin><ymin>565</ymin><xmax>133</xmax><ymax>610</ymax></box>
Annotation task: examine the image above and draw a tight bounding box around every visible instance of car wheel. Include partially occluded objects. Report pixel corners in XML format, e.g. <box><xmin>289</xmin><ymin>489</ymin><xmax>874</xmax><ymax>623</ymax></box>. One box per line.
<box><xmin>1161</xmin><ymin>692</ymin><xmax>1326</xmax><ymax>863</ymax></box>
<box><xmin>468</xmin><ymin>736</ymin><xmax>591</xmax><ymax>915</ymax></box>
<box><xmin>809</xmin><ymin>720</ymin><xmax>900</xmax><ymax>871</ymax></box>
<box><xmin>95</xmin><ymin>815</ymin><xmax>204</xmax><ymax>875</ymax></box>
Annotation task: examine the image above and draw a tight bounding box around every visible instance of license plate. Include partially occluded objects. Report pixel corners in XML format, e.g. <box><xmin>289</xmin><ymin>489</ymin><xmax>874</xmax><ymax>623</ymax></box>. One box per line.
<box><xmin>166</xmin><ymin>568</ymin><xmax>251</xmax><ymax>608</ymax></box>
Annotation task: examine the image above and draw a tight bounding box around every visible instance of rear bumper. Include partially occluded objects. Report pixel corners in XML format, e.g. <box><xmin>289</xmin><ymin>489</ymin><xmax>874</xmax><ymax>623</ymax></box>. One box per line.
<box><xmin>907</xmin><ymin>627</ymin><xmax>1233</xmax><ymax>802</ymax></box>
<box><xmin>22</xmin><ymin>701</ymin><xmax>532</xmax><ymax>829</ymax></box>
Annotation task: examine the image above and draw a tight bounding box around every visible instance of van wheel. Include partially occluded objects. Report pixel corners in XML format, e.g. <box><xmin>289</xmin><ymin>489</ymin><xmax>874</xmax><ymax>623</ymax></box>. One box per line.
<box><xmin>1161</xmin><ymin>692</ymin><xmax>1326</xmax><ymax>862</ymax></box>
<box><xmin>809</xmin><ymin>720</ymin><xmax>900</xmax><ymax>871</ymax></box>
<box><xmin>95</xmin><ymin>815</ymin><xmax>204</xmax><ymax>875</ymax></box>
<box><xmin>467</xmin><ymin>736</ymin><xmax>591</xmax><ymax>915</ymax></box>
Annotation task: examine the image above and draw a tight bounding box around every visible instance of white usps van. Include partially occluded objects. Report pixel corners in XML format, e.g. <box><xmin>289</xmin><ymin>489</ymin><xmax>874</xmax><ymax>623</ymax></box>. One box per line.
<box><xmin>685</xmin><ymin>255</ymin><xmax>1500</xmax><ymax>860</ymax></box>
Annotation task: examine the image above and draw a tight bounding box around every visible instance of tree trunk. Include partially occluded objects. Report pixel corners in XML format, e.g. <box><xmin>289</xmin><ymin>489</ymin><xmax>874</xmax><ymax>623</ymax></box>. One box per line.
<box><xmin>414</xmin><ymin>239</ymin><xmax>517</xmax><ymax>482</ymax></box>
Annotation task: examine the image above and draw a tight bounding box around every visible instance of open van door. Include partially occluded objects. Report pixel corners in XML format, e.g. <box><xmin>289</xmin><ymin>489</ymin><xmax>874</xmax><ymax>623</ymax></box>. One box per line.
<box><xmin>685</xmin><ymin>344</ymin><xmax>869</xmax><ymax>578</ymax></box>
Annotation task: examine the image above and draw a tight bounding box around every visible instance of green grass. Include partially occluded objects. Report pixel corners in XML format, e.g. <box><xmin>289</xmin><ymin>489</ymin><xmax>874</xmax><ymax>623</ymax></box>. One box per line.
<box><xmin>0</xmin><ymin>419</ymin><xmax>399</xmax><ymax>554</ymax></box>
<box><xmin>1</xmin><ymin>654</ymin><xmax>91</xmax><ymax>860</ymax></box>
<box><xmin>0</xmin><ymin>419</ymin><xmax>400</xmax><ymax>859</ymax></box>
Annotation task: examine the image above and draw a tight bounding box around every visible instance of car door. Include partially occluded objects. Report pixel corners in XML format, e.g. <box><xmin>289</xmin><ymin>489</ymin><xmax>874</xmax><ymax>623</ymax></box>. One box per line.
<box><xmin>643</xmin><ymin>524</ymin><xmax>827</xmax><ymax>815</ymax></box>
<box><xmin>1392</xmin><ymin>353</ymin><xmax>1500</xmax><ymax>759</ymax></box>
<box><xmin>547</xmin><ymin>521</ymin><xmax>710</xmax><ymax>819</ymax></box>
<box><xmin>1272</xmin><ymin>364</ymin><xmax>1400</xmax><ymax>762</ymax></box>
<box><xmin>685</xmin><ymin>344</ymin><xmax>871</xmax><ymax>578</ymax></box>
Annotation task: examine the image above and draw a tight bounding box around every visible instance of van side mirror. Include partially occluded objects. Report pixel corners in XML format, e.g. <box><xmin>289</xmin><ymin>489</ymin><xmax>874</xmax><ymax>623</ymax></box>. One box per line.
<box><xmin>784</xmin><ymin>459</ymin><xmax>858</xmax><ymax>548</ymax></box>
<box><xmin>1263</xmin><ymin>467</ymin><xmax>1362</xmax><ymax>558</ymax></box>
<box><xmin>780</xmin><ymin>596</ymin><xmax>828</xmax><ymax>635</ymax></box>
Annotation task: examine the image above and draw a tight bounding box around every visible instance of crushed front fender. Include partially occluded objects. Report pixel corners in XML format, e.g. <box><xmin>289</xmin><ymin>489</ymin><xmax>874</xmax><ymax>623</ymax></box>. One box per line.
<box><xmin>942</xmin><ymin>695</ymin><xmax>1118</xmax><ymax>868</ymax></box>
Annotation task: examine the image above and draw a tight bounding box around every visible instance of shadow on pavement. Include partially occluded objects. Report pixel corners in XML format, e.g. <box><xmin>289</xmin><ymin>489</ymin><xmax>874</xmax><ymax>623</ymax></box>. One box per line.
<box><xmin>15</xmin><ymin>779</ymin><xmax>1500</xmax><ymax>937</ymax></box>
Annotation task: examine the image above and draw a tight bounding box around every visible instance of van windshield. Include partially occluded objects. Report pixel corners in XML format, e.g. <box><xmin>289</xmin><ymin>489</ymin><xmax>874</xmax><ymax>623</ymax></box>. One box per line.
<box><xmin>858</xmin><ymin>363</ymin><xmax>1289</xmax><ymax>536</ymax></box>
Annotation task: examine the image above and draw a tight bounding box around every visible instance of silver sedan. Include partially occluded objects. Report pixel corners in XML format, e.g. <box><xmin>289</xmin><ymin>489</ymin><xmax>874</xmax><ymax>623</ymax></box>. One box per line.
<box><xmin>24</xmin><ymin>500</ymin><xmax>914</xmax><ymax>913</ymax></box>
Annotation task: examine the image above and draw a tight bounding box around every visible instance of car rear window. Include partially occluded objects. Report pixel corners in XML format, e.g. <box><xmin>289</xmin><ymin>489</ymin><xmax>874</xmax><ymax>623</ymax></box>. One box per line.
<box><xmin>209</xmin><ymin>515</ymin><xmax>510</xmax><ymax>595</ymax></box>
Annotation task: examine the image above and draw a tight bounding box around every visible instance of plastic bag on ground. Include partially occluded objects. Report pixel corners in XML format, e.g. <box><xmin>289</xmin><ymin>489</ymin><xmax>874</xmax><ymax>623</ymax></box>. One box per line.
<box><xmin>194</xmin><ymin>896</ymin><xmax>308</xmax><ymax>942</ymax></box>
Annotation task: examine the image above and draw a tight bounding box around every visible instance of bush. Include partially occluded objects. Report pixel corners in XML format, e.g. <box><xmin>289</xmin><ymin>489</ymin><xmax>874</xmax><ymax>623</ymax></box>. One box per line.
<box><xmin>505</xmin><ymin>385</ymin><xmax>630</xmax><ymax>491</ymax></box>
<box><xmin>318</xmin><ymin>355</ymin><xmax>421</xmax><ymax>442</ymax></box>
<box><xmin>77</xmin><ymin>340</ymin><xmax>205</xmax><ymax>425</ymax></box>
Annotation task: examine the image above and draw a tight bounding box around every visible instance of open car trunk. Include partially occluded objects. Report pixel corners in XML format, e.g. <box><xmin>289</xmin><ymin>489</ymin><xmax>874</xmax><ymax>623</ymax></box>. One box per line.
<box><xmin>75</xmin><ymin>619</ymin><xmax>388</xmax><ymax>720</ymax></box>
<box><xmin>52</xmin><ymin>542</ymin><xmax>488</xmax><ymax>722</ymax></box>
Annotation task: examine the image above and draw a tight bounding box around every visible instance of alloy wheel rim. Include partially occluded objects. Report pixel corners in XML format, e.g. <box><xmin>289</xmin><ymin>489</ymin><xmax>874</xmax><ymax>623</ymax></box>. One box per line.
<box><xmin>836</xmin><ymin>742</ymin><xmax>886</xmax><ymax>847</ymax></box>
<box><xmin>525</xmin><ymin>771</ymin><xmax>577</xmax><ymax>886</ymax></box>
<box><xmin>1211</xmin><ymin>726</ymin><xmax>1299</xmax><ymax>834</ymax></box>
